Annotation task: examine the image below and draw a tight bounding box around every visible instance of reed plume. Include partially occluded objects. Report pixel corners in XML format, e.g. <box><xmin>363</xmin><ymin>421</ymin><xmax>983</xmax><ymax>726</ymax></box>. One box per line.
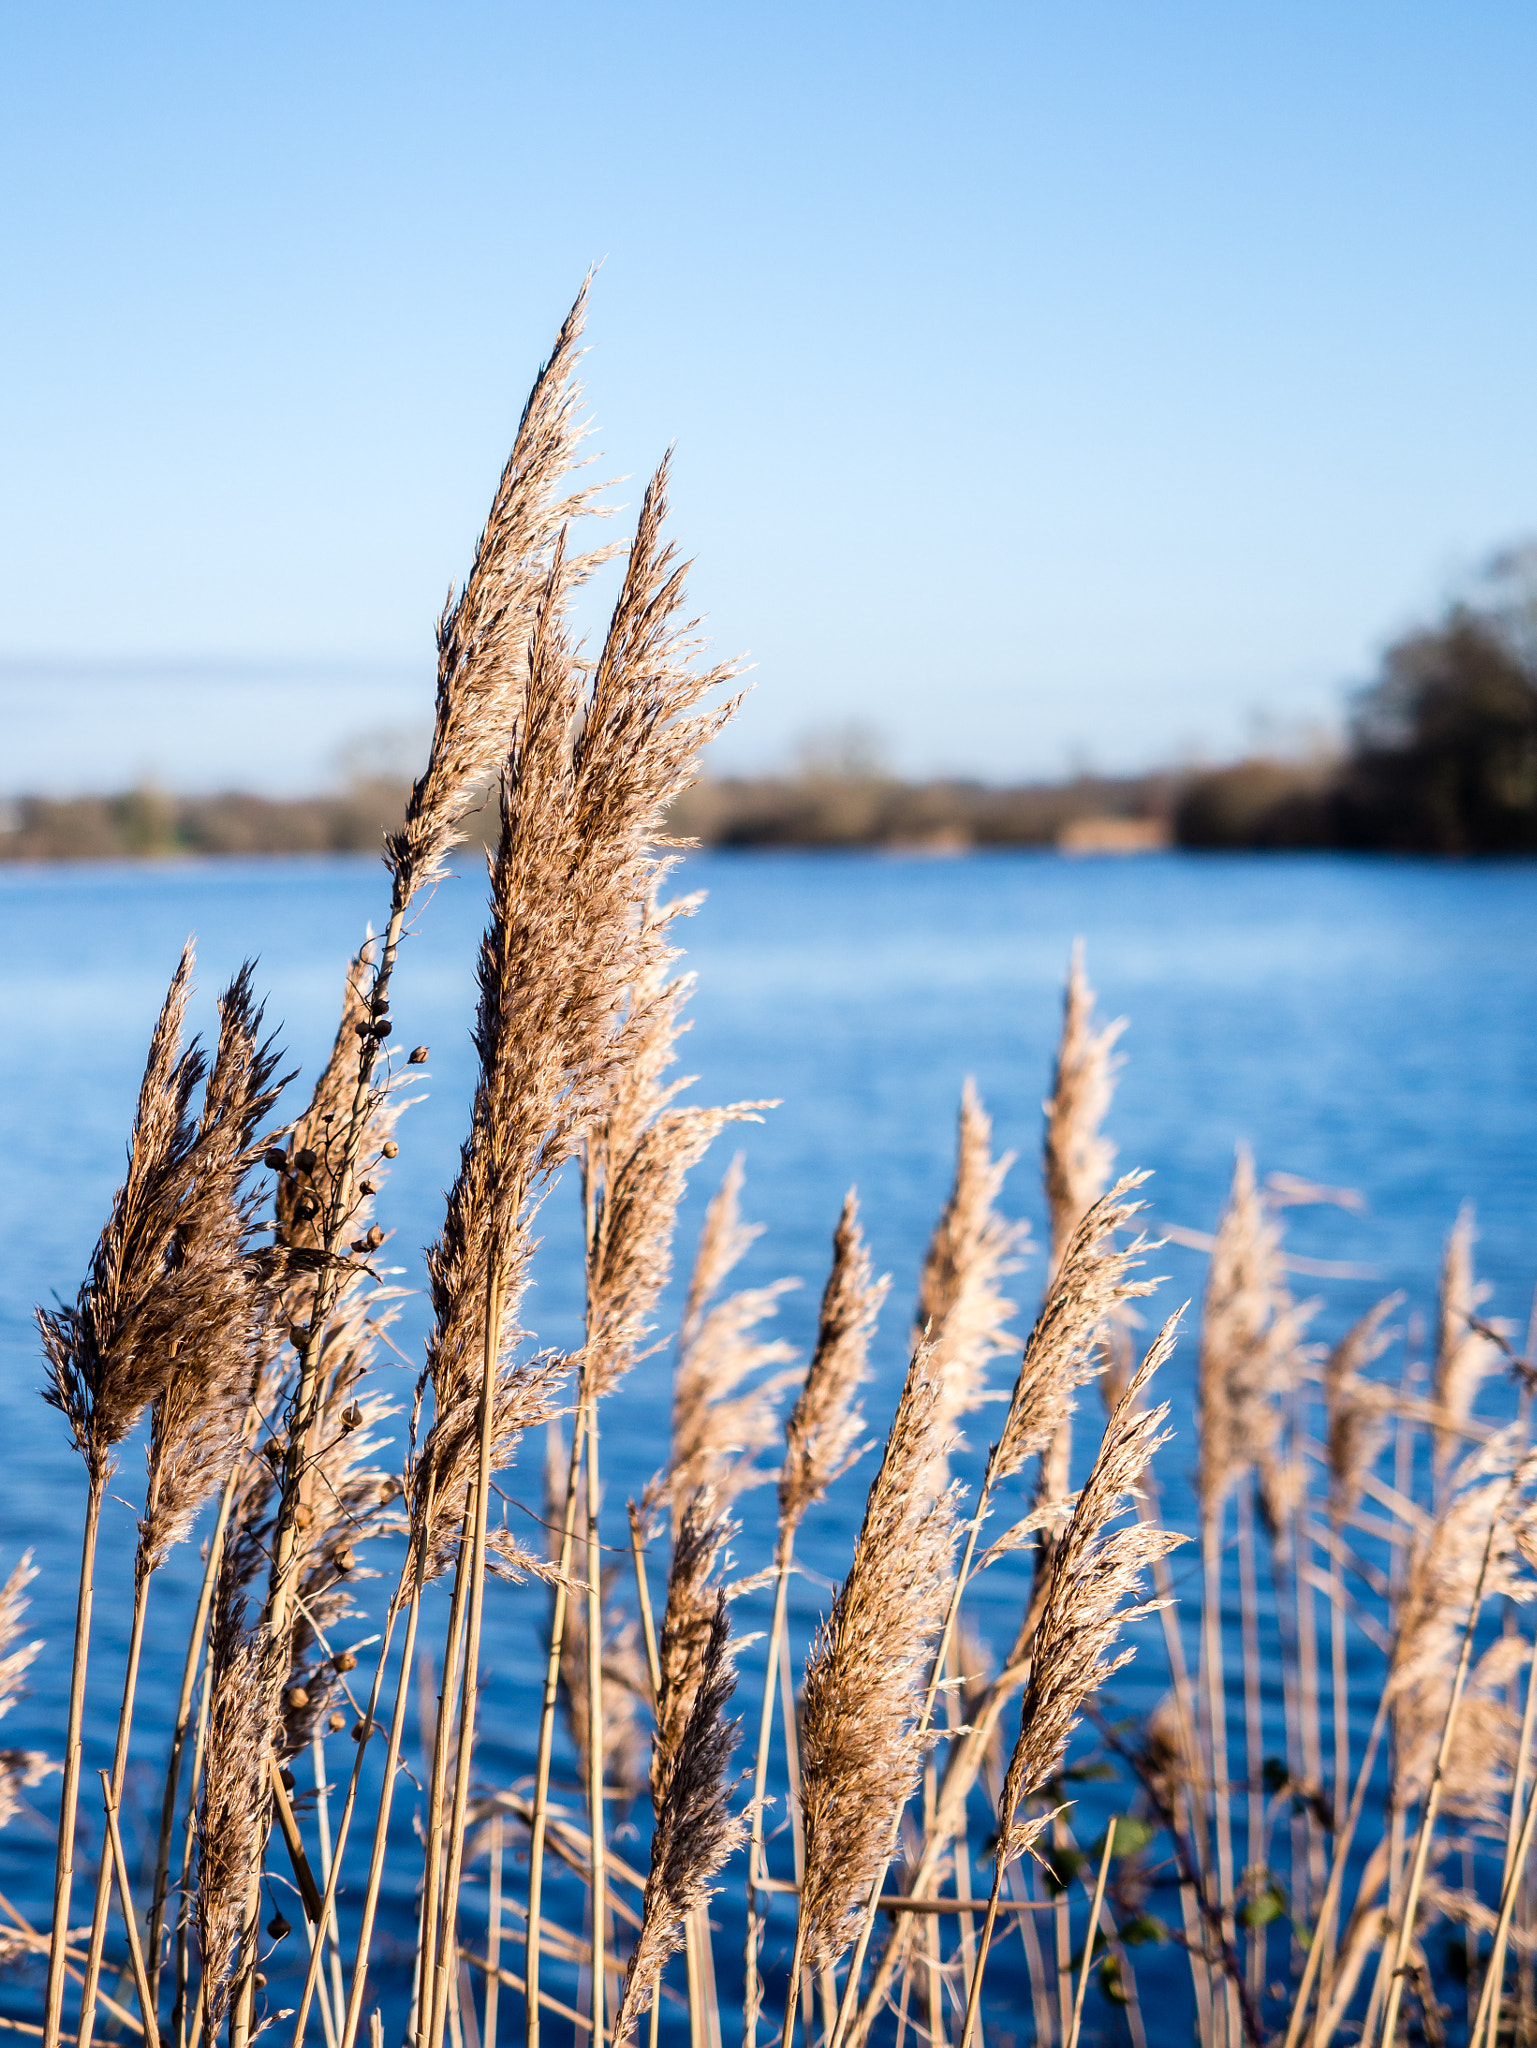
<box><xmin>914</xmin><ymin>1081</ymin><xmax>1027</xmax><ymax>1486</ymax></box>
<box><xmin>997</xmin><ymin>1318</ymin><xmax>1183</xmax><ymax>1861</ymax></box>
<box><xmin>1324</xmin><ymin>1293</ymin><xmax>1402</xmax><ymax>1524</ymax></box>
<box><xmin>386</xmin><ymin>281</ymin><xmax>606</xmax><ymax>903</ymax></box>
<box><xmin>1389</xmin><ymin>1435</ymin><xmax>1535</xmax><ymax>1814</ymax></box>
<box><xmin>36</xmin><ymin>942</ymin><xmax>210</xmax><ymax>2048</ymax></box>
<box><xmin>795</xmin><ymin>1352</ymin><xmax>961</xmax><ymax>1975</ymax></box>
<box><xmin>585</xmin><ymin>924</ymin><xmax>771</xmax><ymax>1405</ymax></box>
<box><xmin>613</xmin><ymin>1592</ymin><xmax>746</xmax><ymax>2046</ymax></box>
<box><xmin>1433</xmin><ymin>1202</ymin><xmax>1501</xmax><ymax>1480</ymax></box>
<box><xmin>1042</xmin><ymin>941</ymin><xmax>1125</xmax><ymax>1269</ymax></box>
<box><xmin>409</xmin><ymin>453</ymin><xmax>741</xmax><ymax>2048</ymax></box>
<box><xmin>196</xmin><ymin>1573</ymin><xmax>283</xmax><ymax>2041</ymax></box>
<box><xmin>744</xmin><ymin>1194</ymin><xmax>886</xmax><ymax>2048</ymax></box>
<box><xmin>269</xmin><ymin>940</ymin><xmax>408</xmax><ymax>1300</ymax></box>
<box><xmin>39</xmin><ymin>941</ymin><xmax>204</xmax><ymax>1478</ymax></box>
<box><xmin>1195</xmin><ymin>1145</ymin><xmax>1297</xmax><ymax>1530</ymax></box>
<box><xmin>780</xmin><ymin>1193</ymin><xmax>887</xmax><ymax>1538</ymax></box>
<box><xmin>838</xmin><ymin>1175</ymin><xmax>1160</xmax><ymax>2048</ymax></box>
<box><xmin>136</xmin><ymin>965</ymin><xmax>286</xmax><ymax>1573</ymax></box>
<box><xmin>0</xmin><ymin>1553</ymin><xmax>53</xmax><ymax>1835</ymax></box>
<box><xmin>669</xmin><ymin>1161</ymin><xmax>799</xmax><ymax>1519</ymax></box>
<box><xmin>74</xmin><ymin>966</ymin><xmax>286</xmax><ymax>2048</ymax></box>
<box><xmin>654</xmin><ymin>1493</ymin><xmax>735</xmax><ymax>1785</ymax></box>
<box><xmin>994</xmin><ymin>1173</ymin><xmax>1157</xmax><ymax>1489</ymax></box>
<box><xmin>1040</xmin><ymin>943</ymin><xmax>1125</xmax><ymax>1531</ymax></box>
<box><xmin>414</xmin><ymin>454</ymin><xmax>742</xmax><ymax>1576</ymax></box>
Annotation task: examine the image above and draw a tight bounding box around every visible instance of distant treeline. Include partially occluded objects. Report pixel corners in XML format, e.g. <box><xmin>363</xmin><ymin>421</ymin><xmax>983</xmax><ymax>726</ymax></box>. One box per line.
<box><xmin>0</xmin><ymin>771</ymin><xmax>1176</xmax><ymax>861</ymax></box>
<box><xmin>1179</xmin><ymin>552</ymin><xmax>1537</xmax><ymax>854</ymax></box>
<box><xmin>7</xmin><ymin>557</ymin><xmax>1537</xmax><ymax>860</ymax></box>
<box><xmin>0</xmin><ymin>781</ymin><xmax>415</xmax><ymax>862</ymax></box>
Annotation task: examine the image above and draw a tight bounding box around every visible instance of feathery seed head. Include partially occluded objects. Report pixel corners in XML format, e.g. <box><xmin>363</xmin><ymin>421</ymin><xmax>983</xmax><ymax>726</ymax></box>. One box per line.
<box><xmin>996</xmin><ymin>1315</ymin><xmax>1185</xmax><ymax>1869</ymax></box>
<box><xmin>668</xmin><ymin>1162</ymin><xmax>799</xmax><ymax>1521</ymax></box>
<box><xmin>1433</xmin><ymin>1202</ymin><xmax>1502</xmax><ymax>1477</ymax></box>
<box><xmin>915</xmin><ymin>1082</ymin><xmax>1028</xmax><ymax>1482</ymax></box>
<box><xmin>39</xmin><ymin>941</ymin><xmax>204</xmax><ymax>1476</ymax></box>
<box><xmin>779</xmin><ymin>1191</ymin><xmax>888</xmax><ymax>1534</ymax></box>
<box><xmin>612</xmin><ymin>1592</ymin><xmax>745</xmax><ymax>2045</ymax></box>
<box><xmin>196</xmin><ymin>1569</ymin><xmax>283</xmax><ymax>2029</ymax></box>
<box><xmin>1195</xmin><ymin>1145</ymin><xmax>1313</xmax><ymax>1531</ymax></box>
<box><xmin>994</xmin><ymin>1174</ymin><xmax>1158</xmax><ymax>1487</ymax></box>
<box><xmin>0</xmin><ymin>1553</ymin><xmax>54</xmax><ymax>1832</ymax></box>
<box><xmin>387</xmin><ymin>283</ymin><xmax>608</xmax><ymax>901</ymax></box>
<box><xmin>1324</xmin><ymin>1292</ymin><xmax>1403</xmax><ymax>1522</ymax></box>
<box><xmin>1042</xmin><ymin>942</ymin><xmax>1126</xmax><ymax>1270</ymax></box>
<box><xmin>796</xmin><ymin>1349</ymin><xmax>962</xmax><ymax>1970</ymax></box>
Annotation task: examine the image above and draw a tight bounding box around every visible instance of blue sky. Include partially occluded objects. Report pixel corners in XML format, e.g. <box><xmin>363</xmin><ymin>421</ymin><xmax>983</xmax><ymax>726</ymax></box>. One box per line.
<box><xmin>3</xmin><ymin>1</ymin><xmax>1537</xmax><ymax>790</ymax></box>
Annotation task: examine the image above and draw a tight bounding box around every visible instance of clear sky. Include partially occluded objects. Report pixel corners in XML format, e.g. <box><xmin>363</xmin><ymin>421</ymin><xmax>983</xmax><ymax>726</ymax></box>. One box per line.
<box><xmin>4</xmin><ymin>1</ymin><xmax>1537</xmax><ymax>792</ymax></box>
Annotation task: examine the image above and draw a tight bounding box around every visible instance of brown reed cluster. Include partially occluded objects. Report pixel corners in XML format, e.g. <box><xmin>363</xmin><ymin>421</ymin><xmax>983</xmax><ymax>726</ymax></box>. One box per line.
<box><xmin>16</xmin><ymin>291</ymin><xmax>1537</xmax><ymax>2048</ymax></box>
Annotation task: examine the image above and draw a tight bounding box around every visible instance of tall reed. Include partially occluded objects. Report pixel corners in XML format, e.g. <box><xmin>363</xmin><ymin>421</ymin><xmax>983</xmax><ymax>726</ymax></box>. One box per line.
<box><xmin>19</xmin><ymin>295</ymin><xmax>1537</xmax><ymax>2048</ymax></box>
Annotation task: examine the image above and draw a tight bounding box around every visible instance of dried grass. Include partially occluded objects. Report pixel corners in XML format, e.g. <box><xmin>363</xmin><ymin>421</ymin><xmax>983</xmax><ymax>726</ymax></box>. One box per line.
<box><xmin>668</xmin><ymin>1162</ymin><xmax>799</xmax><ymax>1520</ymax></box>
<box><xmin>0</xmin><ymin>1555</ymin><xmax>53</xmax><ymax>1833</ymax></box>
<box><xmin>24</xmin><ymin>302</ymin><xmax>1537</xmax><ymax>2048</ymax></box>
<box><xmin>613</xmin><ymin>1595</ymin><xmax>746</xmax><ymax>2045</ymax></box>
<box><xmin>996</xmin><ymin>1318</ymin><xmax>1185</xmax><ymax>1867</ymax></box>
<box><xmin>797</xmin><ymin>1352</ymin><xmax>961</xmax><ymax>1971</ymax></box>
<box><xmin>196</xmin><ymin>1575</ymin><xmax>282</xmax><ymax>2035</ymax></box>
<box><xmin>779</xmin><ymin>1192</ymin><xmax>887</xmax><ymax>1535</ymax></box>
<box><xmin>1433</xmin><ymin>1202</ymin><xmax>1502</xmax><ymax>1478</ymax></box>
<box><xmin>914</xmin><ymin>1082</ymin><xmax>1027</xmax><ymax>1481</ymax></box>
<box><xmin>1041</xmin><ymin>941</ymin><xmax>1125</xmax><ymax>1269</ymax></box>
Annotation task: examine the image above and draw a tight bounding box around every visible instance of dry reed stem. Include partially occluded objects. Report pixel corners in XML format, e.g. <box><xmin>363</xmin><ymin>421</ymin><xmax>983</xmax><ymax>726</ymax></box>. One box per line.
<box><xmin>98</xmin><ymin>1774</ymin><xmax>160</xmax><ymax>2048</ymax></box>
<box><xmin>400</xmin><ymin>445</ymin><xmax>742</xmax><ymax>2048</ymax></box>
<box><xmin>1063</xmin><ymin>1821</ymin><xmax>1116</xmax><ymax>2048</ymax></box>
<box><xmin>1469</xmin><ymin>1636</ymin><xmax>1537</xmax><ymax>2048</ymax></box>
<box><xmin>571</xmin><ymin>903</ymin><xmax>762</xmax><ymax>2048</ymax></box>
<box><xmin>414</xmin><ymin>494</ymin><xmax>729</xmax><ymax>2036</ymax></box>
<box><xmin>542</xmin><ymin>1424</ymin><xmax>649</xmax><ymax>1799</ymax></box>
<box><xmin>37</xmin><ymin>944</ymin><xmax>274</xmax><ymax>2048</ymax></box>
<box><xmin>1314</xmin><ymin>1435</ymin><xmax>1537</xmax><ymax>2042</ymax></box>
<box><xmin>267</xmin><ymin>302</ymin><xmax>614</xmax><ymax>2038</ymax></box>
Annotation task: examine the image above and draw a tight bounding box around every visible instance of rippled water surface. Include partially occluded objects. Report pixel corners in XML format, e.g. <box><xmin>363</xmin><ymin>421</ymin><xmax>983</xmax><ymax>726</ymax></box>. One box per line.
<box><xmin>1</xmin><ymin>848</ymin><xmax>1535</xmax><ymax>2032</ymax></box>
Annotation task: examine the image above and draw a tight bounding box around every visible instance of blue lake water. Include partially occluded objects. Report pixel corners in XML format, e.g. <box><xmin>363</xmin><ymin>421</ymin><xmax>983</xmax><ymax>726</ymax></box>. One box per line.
<box><xmin>1</xmin><ymin>848</ymin><xmax>1535</xmax><ymax>2034</ymax></box>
